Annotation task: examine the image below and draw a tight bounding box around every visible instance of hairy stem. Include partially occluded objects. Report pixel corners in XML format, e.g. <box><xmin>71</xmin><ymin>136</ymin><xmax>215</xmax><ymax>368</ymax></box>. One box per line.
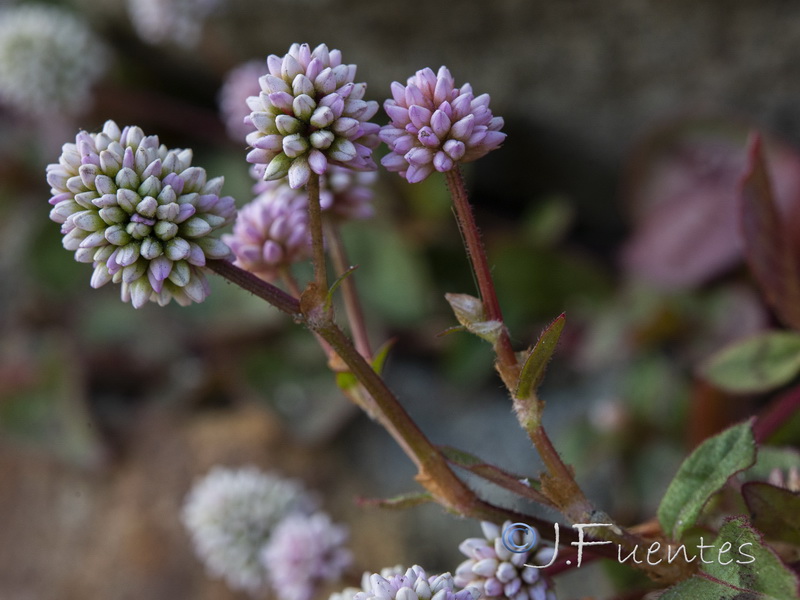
<box><xmin>444</xmin><ymin>167</ymin><xmax>519</xmax><ymax>382</ymax></box>
<box><xmin>753</xmin><ymin>383</ymin><xmax>800</xmax><ymax>442</ymax></box>
<box><xmin>441</xmin><ymin>170</ymin><xmax>687</xmax><ymax>581</ymax></box>
<box><xmin>207</xmin><ymin>260</ymin><xmax>300</xmax><ymax>315</ymax></box>
<box><xmin>309</xmin><ymin>318</ymin><xmax>515</xmax><ymax>522</ymax></box>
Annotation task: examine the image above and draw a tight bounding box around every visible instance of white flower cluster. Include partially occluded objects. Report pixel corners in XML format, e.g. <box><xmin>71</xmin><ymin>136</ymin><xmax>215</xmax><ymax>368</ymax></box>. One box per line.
<box><xmin>455</xmin><ymin>522</ymin><xmax>556</xmax><ymax>600</ymax></box>
<box><xmin>263</xmin><ymin>512</ymin><xmax>353</xmax><ymax>600</ymax></box>
<box><xmin>182</xmin><ymin>466</ymin><xmax>350</xmax><ymax>598</ymax></box>
<box><xmin>0</xmin><ymin>4</ymin><xmax>107</xmax><ymax>116</ymax></box>
<box><xmin>127</xmin><ymin>0</ymin><xmax>222</xmax><ymax>48</ymax></box>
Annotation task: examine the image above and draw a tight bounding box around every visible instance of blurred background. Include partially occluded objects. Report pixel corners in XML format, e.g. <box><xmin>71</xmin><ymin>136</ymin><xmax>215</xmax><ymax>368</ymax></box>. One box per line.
<box><xmin>2</xmin><ymin>0</ymin><xmax>800</xmax><ymax>598</ymax></box>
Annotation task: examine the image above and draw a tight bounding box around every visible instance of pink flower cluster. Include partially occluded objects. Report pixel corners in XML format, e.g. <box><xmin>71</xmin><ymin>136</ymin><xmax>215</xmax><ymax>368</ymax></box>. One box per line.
<box><xmin>380</xmin><ymin>66</ymin><xmax>505</xmax><ymax>183</ymax></box>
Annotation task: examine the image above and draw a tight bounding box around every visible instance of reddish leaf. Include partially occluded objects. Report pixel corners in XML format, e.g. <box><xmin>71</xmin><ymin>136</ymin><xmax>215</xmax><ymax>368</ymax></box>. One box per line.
<box><xmin>742</xmin><ymin>482</ymin><xmax>800</xmax><ymax>546</ymax></box>
<box><xmin>622</xmin><ymin>121</ymin><xmax>750</xmax><ymax>288</ymax></box>
<box><xmin>622</xmin><ymin>118</ymin><xmax>800</xmax><ymax>289</ymax></box>
<box><xmin>740</xmin><ymin>133</ymin><xmax>800</xmax><ymax>330</ymax></box>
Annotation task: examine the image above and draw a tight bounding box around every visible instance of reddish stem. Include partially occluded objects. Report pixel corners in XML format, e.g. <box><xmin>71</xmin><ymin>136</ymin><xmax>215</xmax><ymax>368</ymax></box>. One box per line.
<box><xmin>207</xmin><ymin>260</ymin><xmax>300</xmax><ymax>315</ymax></box>
<box><xmin>444</xmin><ymin>168</ymin><xmax>519</xmax><ymax>379</ymax></box>
<box><xmin>325</xmin><ymin>220</ymin><xmax>373</xmax><ymax>358</ymax></box>
<box><xmin>307</xmin><ymin>174</ymin><xmax>328</xmax><ymax>295</ymax></box>
<box><xmin>754</xmin><ymin>383</ymin><xmax>800</xmax><ymax>442</ymax></box>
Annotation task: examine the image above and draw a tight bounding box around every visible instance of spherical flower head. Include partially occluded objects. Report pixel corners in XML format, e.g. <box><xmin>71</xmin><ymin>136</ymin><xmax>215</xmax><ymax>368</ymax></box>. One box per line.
<box><xmin>380</xmin><ymin>67</ymin><xmax>506</xmax><ymax>183</ymax></box>
<box><xmin>262</xmin><ymin>512</ymin><xmax>352</xmax><ymax>600</ymax></box>
<box><xmin>245</xmin><ymin>43</ymin><xmax>380</xmax><ymax>190</ymax></box>
<box><xmin>355</xmin><ymin>565</ymin><xmax>481</xmax><ymax>600</ymax></box>
<box><xmin>222</xmin><ymin>183</ymin><xmax>311</xmax><ymax>282</ymax></box>
<box><xmin>454</xmin><ymin>522</ymin><xmax>556</xmax><ymax>600</ymax></box>
<box><xmin>46</xmin><ymin>120</ymin><xmax>236</xmax><ymax>309</ymax></box>
<box><xmin>0</xmin><ymin>4</ymin><xmax>107</xmax><ymax>116</ymax></box>
<box><xmin>181</xmin><ymin>466</ymin><xmax>315</xmax><ymax>595</ymax></box>
<box><xmin>127</xmin><ymin>0</ymin><xmax>223</xmax><ymax>48</ymax></box>
<box><xmin>220</xmin><ymin>60</ymin><xmax>267</xmax><ymax>142</ymax></box>
<box><xmin>325</xmin><ymin>166</ymin><xmax>378</xmax><ymax>221</ymax></box>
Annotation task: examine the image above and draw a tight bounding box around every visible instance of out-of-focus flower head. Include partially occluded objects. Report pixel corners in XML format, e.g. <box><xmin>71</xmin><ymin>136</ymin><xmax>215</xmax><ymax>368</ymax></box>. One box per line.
<box><xmin>181</xmin><ymin>466</ymin><xmax>315</xmax><ymax>595</ymax></box>
<box><xmin>46</xmin><ymin>120</ymin><xmax>235</xmax><ymax>308</ymax></box>
<box><xmin>220</xmin><ymin>60</ymin><xmax>267</xmax><ymax>142</ymax></box>
<box><xmin>355</xmin><ymin>565</ymin><xmax>481</xmax><ymax>600</ymax></box>
<box><xmin>245</xmin><ymin>43</ymin><xmax>380</xmax><ymax>189</ymax></box>
<box><xmin>262</xmin><ymin>512</ymin><xmax>352</xmax><ymax>600</ymax></box>
<box><xmin>127</xmin><ymin>0</ymin><xmax>223</xmax><ymax>48</ymax></box>
<box><xmin>222</xmin><ymin>182</ymin><xmax>311</xmax><ymax>282</ymax></box>
<box><xmin>250</xmin><ymin>163</ymin><xmax>377</xmax><ymax>221</ymax></box>
<box><xmin>380</xmin><ymin>67</ymin><xmax>505</xmax><ymax>183</ymax></box>
<box><xmin>0</xmin><ymin>4</ymin><xmax>107</xmax><ymax>116</ymax></box>
<box><xmin>454</xmin><ymin>522</ymin><xmax>556</xmax><ymax>600</ymax></box>
<box><xmin>325</xmin><ymin>166</ymin><xmax>377</xmax><ymax>221</ymax></box>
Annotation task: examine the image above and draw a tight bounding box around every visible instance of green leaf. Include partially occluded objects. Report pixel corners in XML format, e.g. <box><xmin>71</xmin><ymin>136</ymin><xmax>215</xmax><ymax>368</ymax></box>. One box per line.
<box><xmin>744</xmin><ymin>446</ymin><xmax>800</xmax><ymax>481</ymax></box>
<box><xmin>356</xmin><ymin>491</ymin><xmax>433</xmax><ymax>509</ymax></box>
<box><xmin>371</xmin><ymin>338</ymin><xmax>396</xmax><ymax>375</ymax></box>
<box><xmin>743</xmin><ymin>482</ymin><xmax>800</xmax><ymax>546</ymax></box>
<box><xmin>516</xmin><ymin>313</ymin><xmax>566</xmax><ymax>399</ymax></box>
<box><xmin>335</xmin><ymin>371</ymin><xmax>358</xmax><ymax>391</ymax></box>
<box><xmin>662</xmin><ymin>516</ymin><xmax>800</xmax><ymax>599</ymax></box>
<box><xmin>658</xmin><ymin>421</ymin><xmax>756</xmax><ymax>540</ymax></box>
<box><xmin>335</xmin><ymin>339</ymin><xmax>394</xmax><ymax>392</ymax></box>
<box><xmin>324</xmin><ymin>264</ymin><xmax>359</xmax><ymax>313</ymax></box>
<box><xmin>658</xmin><ymin>576</ymin><xmax>721</xmax><ymax>600</ymax></box>
<box><xmin>701</xmin><ymin>331</ymin><xmax>800</xmax><ymax>394</ymax></box>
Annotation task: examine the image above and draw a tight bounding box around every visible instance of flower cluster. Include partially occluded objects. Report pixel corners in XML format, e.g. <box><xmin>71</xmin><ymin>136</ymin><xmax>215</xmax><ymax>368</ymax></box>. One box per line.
<box><xmin>329</xmin><ymin>566</ymin><xmax>405</xmax><ymax>600</ymax></box>
<box><xmin>454</xmin><ymin>522</ymin><xmax>556</xmax><ymax>600</ymax></box>
<box><xmin>219</xmin><ymin>60</ymin><xmax>266</xmax><ymax>141</ymax></box>
<box><xmin>223</xmin><ymin>162</ymin><xmax>376</xmax><ymax>281</ymax></box>
<box><xmin>325</xmin><ymin>167</ymin><xmax>378</xmax><ymax>221</ymax></box>
<box><xmin>251</xmin><ymin>162</ymin><xmax>377</xmax><ymax>217</ymax></box>
<box><xmin>245</xmin><ymin>43</ymin><xmax>380</xmax><ymax>189</ymax></box>
<box><xmin>380</xmin><ymin>66</ymin><xmax>505</xmax><ymax>183</ymax></box>
<box><xmin>127</xmin><ymin>0</ymin><xmax>223</xmax><ymax>48</ymax></box>
<box><xmin>47</xmin><ymin>120</ymin><xmax>234</xmax><ymax>308</ymax></box>
<box><xmin>182</xmin><ymin>466</ymin><xmax>315</xmax><ymax>594</ymax></box>
<box><xmin>263</xmin><ymin>512</ymin><xmax>352</xmax><ymax>600</ymax></box>
<box><xmin>222</xmin><ymin>182</ymin><xmax>312</xmax><ymax>282</ymax></box>
<box><xmin>355</xmin><ymin>565</ymin><xmax>481</xmax><ymax>600</ymax></box>
<box><xmin>182</xmin><ymin>466</ymin><xmax>351</xmax><ymax>600</ymax></box>
<box><xmin>0</xmin><ymin>4</ymin><xmax>107</xmax><ymax>116</ymax></box>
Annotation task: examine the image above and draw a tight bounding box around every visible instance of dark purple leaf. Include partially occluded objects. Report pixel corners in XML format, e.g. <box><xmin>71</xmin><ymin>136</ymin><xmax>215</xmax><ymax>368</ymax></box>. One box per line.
<box><xmin>743</xmin><ymin>482</ymin><xmax>800</xmax><ymax>546</ymax></box>
<box><xmin>740</xmin><ymin>133</ymin><xmax>800</xmax><ymax>330</ymax></box>
<box><xmin>621</xmin><ymin>118</ymin><xmax>800</xmax><ymax>290</ymax></box>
